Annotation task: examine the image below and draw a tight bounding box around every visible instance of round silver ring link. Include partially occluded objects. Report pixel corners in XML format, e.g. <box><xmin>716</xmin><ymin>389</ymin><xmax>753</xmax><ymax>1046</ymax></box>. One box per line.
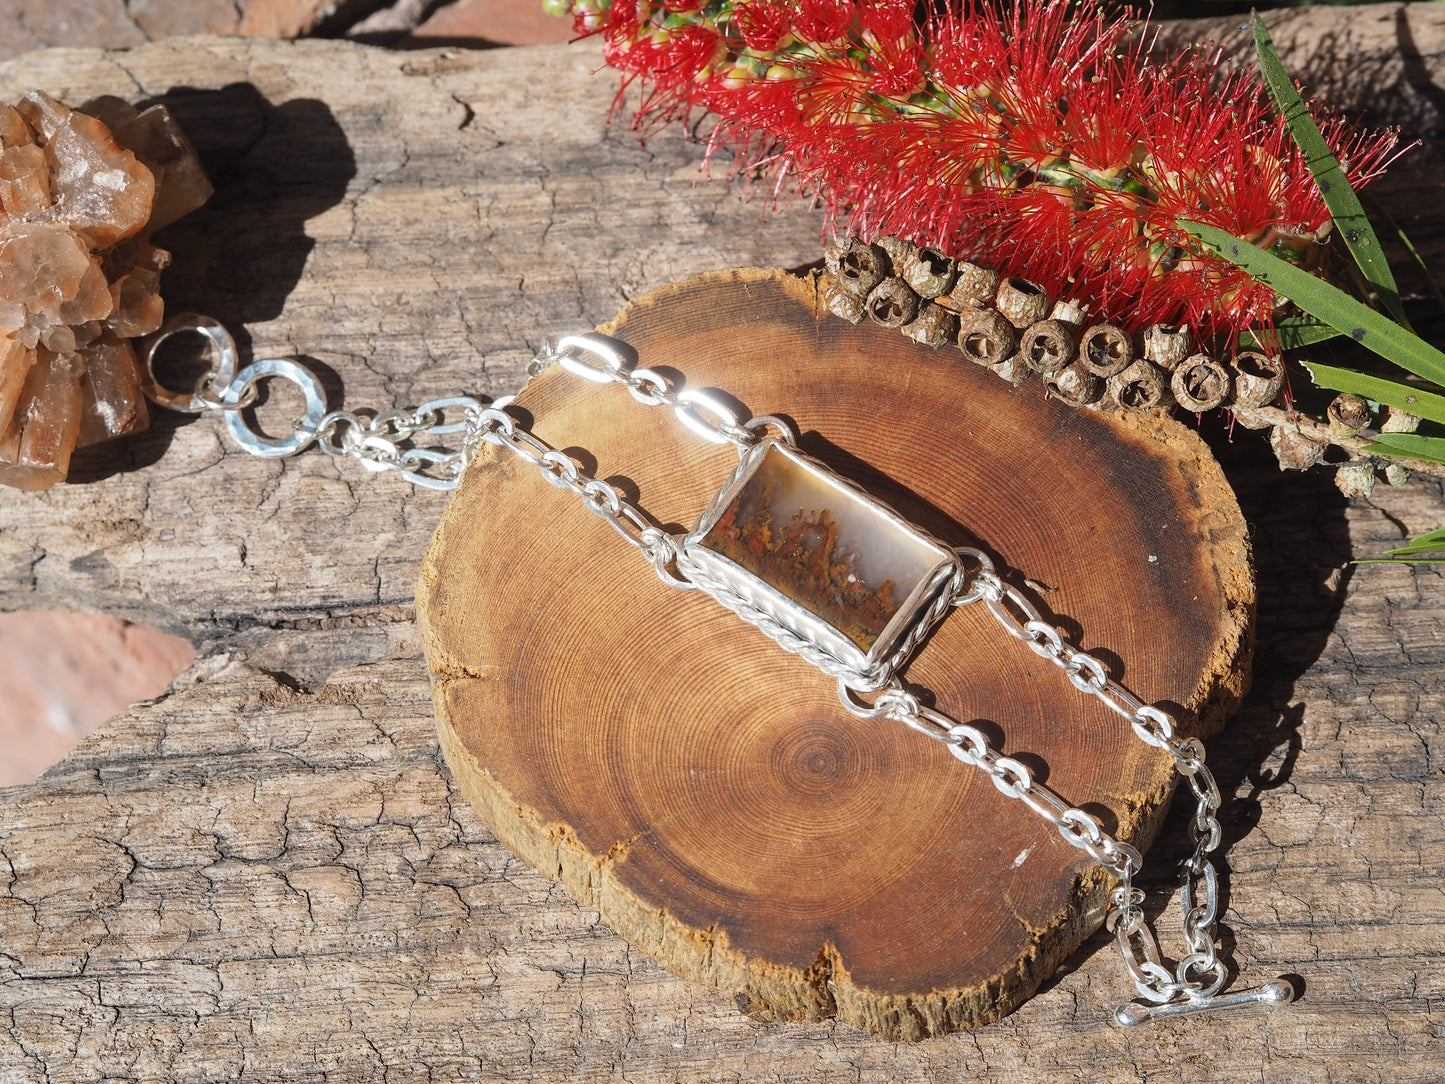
<box><xmin>951</xmin><ymin>548</ymin><xmax>997</xmax><ymax>605</ymax></box>
<box><xmin>743</xmin><ymin>414</ymin><xmax>799</xmax><ymax>446</ymax></box>
<box><xmin>555</xmin><ymin>333</ymin><xmax>627</xmax><ymax>383</ymax></box>
<box><xmin>222</xmin><ymin>358</ymin><xmax>327</xmax><ymax>459</ymax></box>
<box><xmin>141</xmin><ymin>313</ymin><xmax>239</xmax><ymax>413</ymax></box>
<box><xmin>837</xmin><ymin>679</ymin><xmax>906</xmax><ymax>719</ymax></box>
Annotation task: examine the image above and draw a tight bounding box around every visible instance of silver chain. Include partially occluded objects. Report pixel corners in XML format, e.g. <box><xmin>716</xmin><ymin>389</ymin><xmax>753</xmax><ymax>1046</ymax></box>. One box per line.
<box><xmin>308</xmin><ymin>397</ymin><xmax>483</xmax><ymax>491</ymax></box>
<box><xmin>845</xmin><ymin>553</ymin><xmax>1292</xmax><ymax>1022</ymax></box>
<box><xmin>145</xmin><ymin>320</ymin><xmax>1291</xmax><ymax>1023</ymax></box>
<box><xmin>954</xmin><ymin>553</ymin><xmax>1231</xmax><ymax>1007</ymax></box>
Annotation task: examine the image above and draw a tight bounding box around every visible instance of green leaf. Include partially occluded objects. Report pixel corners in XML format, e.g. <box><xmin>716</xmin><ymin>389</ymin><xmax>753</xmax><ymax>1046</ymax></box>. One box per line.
<box><xmin>1357</xmin><ymin>526</ymin><xmax>1445</xmax><ymax>564</ymax></box>
<box><xmin>1356</xmin><ymin>557</ymin><xmax>1445</xmax><ymax>564</ymax></box>
<box><xmin>1181</xmin><ymin>220</ymin><xmax>1445</xmax><ymax>387</ymax></box>
<box><xmin>1252</xmin><ymin>12</ymin><xmax>1410</xmax><ymax>330</ymax></box>
<box><xmin>1361</xmin><ymin>433</ymin><xmax>1445</xmax><ymax>466</ymax></box>
<box><xmin>1244</xmin><ymin>316</ymin><xmax>1342</xmax><ymax>352</ymax></box>
<box><xmin>1302</xmin><ymin>360</ymin><xmax>1445</xmax><ymax>426</ymax></box>
<box><xmin>1398</xmin><ymin>527</ymin><xmax>1445</xmax><ymax>549</ymax></box>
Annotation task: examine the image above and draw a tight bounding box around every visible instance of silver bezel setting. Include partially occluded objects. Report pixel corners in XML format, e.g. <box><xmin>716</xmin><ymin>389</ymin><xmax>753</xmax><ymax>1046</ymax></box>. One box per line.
<box><xmin>676</xmin><ymin>439</ymin><xmax>962</xmax><ymax>690</ymax></box>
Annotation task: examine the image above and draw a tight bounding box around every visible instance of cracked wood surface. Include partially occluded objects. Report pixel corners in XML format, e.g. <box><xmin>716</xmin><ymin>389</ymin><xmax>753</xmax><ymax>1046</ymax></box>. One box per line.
<box><xmin>419</xmin><ymin>267</ymin><xmax>1254</xmax><ymax>1039</ymax></box>
<box><xmin>0</xmin><ymin>15</ymin><xmax>1443</xmax><ymax>1082</ymax></box>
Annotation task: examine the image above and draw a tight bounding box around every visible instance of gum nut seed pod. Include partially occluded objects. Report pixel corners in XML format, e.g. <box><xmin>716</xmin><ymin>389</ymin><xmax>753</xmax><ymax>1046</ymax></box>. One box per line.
<box><xmin>1270</xmin><ymin>423</ymin><xmax>1329</xmax><ymax>470</ymax></box>
<box><xmin>941</xmin><ymin>262</ymin><xmax>1002</xmax><ymax>311</ymax></box>
<box><xmin>823</xmin><ymin>234</ymin><xmax>852</xmax><ymax>276</ymax></box>
<box><xmin>1108</xmin><ymin>360</ymin><xmax>1171</xmax><ymax>412</ymax></box>
<box><xmin>902</xmin><ymin>302</ymin><xmax>958</xmax><ymax>348</ymax></box>
<box><xmin>1079</xmin><ymin>323</ymin><xmax>1135</xmax><ymax>377</ymax></box>
<box><xmin>866</xmin><ymin>277</ymin><xmax>921</xmax><ymax>329</ymax></box>
<box><xmin>957</xmin><ymin>308</ymin><xmax>1019</xmax><ymax>366</ymax></box>
<box><xmin>1049</xmin><ymin>298</ymin><xmax>1089</xmax><ymax>327</ymax></box>
<box><xmin>1230</xmin><ymin>405</ymin><xmax>1274</xmax><ymax>430</ymax></box>
<box><xmin>995</xmin><ymin>276</ymin><xmax>1051</xmax><ymax>328</ymax></box>
<box><xmin>1334</xmin><ymin>460</ymin><xmax>1376</xmax><ymax>499</ymax></box>
<box><xmin>990</xmin><ymin>355</ymin><xmax>1028</xmax><ymax>386</ymax></box>
<box><xmin>1232</xmin><ymin>351</ymin><xmax>1285</xmax><ymax>407</ymax></box>
<box><xmin>900</xmin><ymin>244</ymin><xmax>957</xmax><ymax>299</ymax></box>
<box><xmin>823</xmin><ymin>276</ymin><xmax>867</xmax><ymax>324</ymax></box>
<box><xmin>1384</xmin><ymin>462</ymin><xmax>1412</xmax><ymax>485</ymax></box>
<box><xmin>1142</xmin><ymin>324</ymin><xmax>1193</xmax><ymax>369</ymax></box>
<box><xmin>835</xmin><ymin>239</ymin><xmax>889</xmax><ymax>297</ymax></box>
<box><xmin>1327</xmin><ymin>393</ymin><xmax>1372</xmax><ymax>431</ymax></box>
<box><xmin>1381</xmin><ymin>406</ymin><xmax>1421</xmax><ymax>434</ymax></box>
<box><xmin>1045</xmin><ymin>362</ymin><xmax>1102</xmax><ymax>406</ymax></box>
<box><xmin>877</xmin><ymin>235</ymin><xmax>915</xmax><ymax>266</ymax></box>
<box><xmin>1170</xmin><ymin>353</ymin><xmax>1230</xmax><ymax>412</ymax></box>
<box><xmin>1020</xmin><ymin>319</ymin><xmax>1077</xmax><ymax>374</ymax></box>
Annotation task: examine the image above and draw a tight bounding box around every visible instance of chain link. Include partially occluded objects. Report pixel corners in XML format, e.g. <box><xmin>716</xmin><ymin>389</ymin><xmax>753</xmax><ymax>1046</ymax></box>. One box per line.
<box><xmin>959</xmin><ymin>567</ymin><xmax>1229</xmax><ymax>1009</ymax></box>
<box><xmin>534</xmin><ymin>334</ymin><xmax>798</xmax><ymax>450</ymax></box>
<box><xmin>838</xmin><ymin>680</ymin><xmax>1144</xmax><ymax>881</ymax></box>
<box><xmin>465</xmin><ymin>406</ymin><xmax>694</xmax><ymax>588</ymax></box>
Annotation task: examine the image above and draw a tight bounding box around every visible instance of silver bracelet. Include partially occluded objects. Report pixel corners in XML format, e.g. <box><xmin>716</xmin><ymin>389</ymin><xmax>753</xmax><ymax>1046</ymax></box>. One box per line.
<box><xmin>142</xmin><ymin>317</ymin><xmax>1296</xmax><ymax>1026</ymax></box>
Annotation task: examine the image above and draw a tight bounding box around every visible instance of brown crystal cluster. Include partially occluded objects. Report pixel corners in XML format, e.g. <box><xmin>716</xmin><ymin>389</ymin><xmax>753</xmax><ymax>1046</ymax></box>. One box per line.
<box><xmin>0</xmin><ymin>91</ymin><xmax>211</xmax><ymax>490</ymax></box>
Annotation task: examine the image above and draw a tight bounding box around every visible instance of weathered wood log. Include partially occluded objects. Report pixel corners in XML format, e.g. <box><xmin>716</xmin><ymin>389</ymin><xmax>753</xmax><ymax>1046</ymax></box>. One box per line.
<box><xmin>419</xmin><ymin>268</ymin><xmax>1254</xmax><ymax>1036</ymax></box>
<box><xmin>0</xmin><ymin>10</ymin><xmax>1442</xmax><ymax>1079</ymax></box>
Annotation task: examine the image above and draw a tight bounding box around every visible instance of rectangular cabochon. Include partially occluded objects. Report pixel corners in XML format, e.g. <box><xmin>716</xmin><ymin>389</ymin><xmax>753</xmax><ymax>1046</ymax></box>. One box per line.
<box><xmin>699</xmin><ymin>443</ymin><xmax>947</xmax><ymax>652</ymax></box>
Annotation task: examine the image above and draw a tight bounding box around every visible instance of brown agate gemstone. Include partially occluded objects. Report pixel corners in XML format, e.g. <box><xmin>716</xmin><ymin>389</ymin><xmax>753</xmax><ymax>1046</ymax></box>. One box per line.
<box><xmin>700</xmin><ymin>444</ymin><xmax>945</xmax><ymax>652</ymax></box>
<box><xmin>0</xmin><ymin>91</ymin><xmax>211</xmax><ymax>490</ymax></box>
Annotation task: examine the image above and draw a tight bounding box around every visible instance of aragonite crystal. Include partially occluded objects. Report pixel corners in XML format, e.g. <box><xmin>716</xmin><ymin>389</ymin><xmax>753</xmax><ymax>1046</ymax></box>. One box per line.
<box><xmin>0</xmin><ymin>91</ymin><xmax>211</xmax><ymax>490</ymax></box>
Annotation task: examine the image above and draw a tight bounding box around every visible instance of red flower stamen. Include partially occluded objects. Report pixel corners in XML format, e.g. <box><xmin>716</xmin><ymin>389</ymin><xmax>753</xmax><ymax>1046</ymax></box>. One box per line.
<box><xmin>566</xmin><ymin>0</ymin><xmax>1401</xmax><ymax>336</ymax></box>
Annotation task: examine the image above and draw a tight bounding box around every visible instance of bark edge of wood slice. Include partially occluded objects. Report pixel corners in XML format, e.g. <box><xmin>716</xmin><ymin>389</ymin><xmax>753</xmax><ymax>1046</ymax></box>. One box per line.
<box><xmin>417</xmin><ymin>268</ymin><xmax>1254</xmax><ymax>1039</ymax></box>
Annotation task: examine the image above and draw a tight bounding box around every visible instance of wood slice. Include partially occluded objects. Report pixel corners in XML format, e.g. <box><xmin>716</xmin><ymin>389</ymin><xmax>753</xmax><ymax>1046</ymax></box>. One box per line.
<box><xmin>418</xmin><ymin>268</ymin><xmax>1254</xmax><ymax>1039</ymax></box>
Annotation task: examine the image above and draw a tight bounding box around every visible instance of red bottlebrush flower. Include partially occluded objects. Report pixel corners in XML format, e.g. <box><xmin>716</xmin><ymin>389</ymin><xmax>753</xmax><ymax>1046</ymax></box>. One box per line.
<box><xmin>793</xmin><ymin>0</ymin><xmax>856</xmax><ymax>45</ymax></box>
<box><xmin>565</xmin><ymin>0</ymin><xmax>1402</xmax><ymax>337</ymax></box>
<box><xmin>733</xmin><ymin>1</ymin><xmax>791</xmax><ymax>50</ymax></box>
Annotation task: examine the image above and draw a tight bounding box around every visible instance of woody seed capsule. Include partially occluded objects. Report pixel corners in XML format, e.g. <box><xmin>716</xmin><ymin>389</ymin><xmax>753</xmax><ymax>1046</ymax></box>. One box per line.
<box><xmin>822</xmin><ymin>275</ymin><xmax>867</xmax><ymax>323</ymax></box>
<box><xmin>995</xmin><ymin>277</ymin><xmax>1050</xmax><ymax>328</ymax></box>
<box><xmin>1271</xmin><ymin>423</ymin><xmax>1329</xmax><ymax>471</ymax></box>
<box><xmin>901</xmin><ymin>302</ymin><xmax>958</xmax><ymax>348</ymax></box>
<box><xmin>866</xmin><ymin>277</ymin><xmax>921</xmax><ymax>329</ymax></box>
<box><xmin>957</xmin><ymin>308</ymin><xmax>1019</xmax><ymax>366</ymax></box>
<box><xmin>1079</xmin><ymin>323</ymin><xmax>1135</xmax><ymax>377</ymax></box>
<box><xmin>833</xmin><ymin>238</ymin><xmax>890</xmax><ymax>297</ymax></box>
<box><xmin>899</xmin><ymin>245</ymin><xmax>957</xmax><ymax>299</ymax></box>
<box><xmin>1020</xmin><ymin>319</ymin><xmax>1077</xmax><ymax>374</ymax></box>
<box><xmin>1108</xmin><ymin>359</ymin><xmax>1171</xmax><ymax>412</ymax></box>
<box><xmin>1142</xmin><ymin>324</ymin><xmax>1193</xmax><ymax>369</ymax></box>
<box><xmin>876</xmin><ymin>235</ymin><xmax>916</xmax><ymax>266</ymax></box>
<box><xmin>1380</xmin><ymin>407</ymin><xmax>1421</xmax><ymax>434</ymax></box>
<box><xmin>1045</xmin><ymin>362</ymin><xmax>1102</xmax><ymax>406</ymax></box>
<box><xmin>1327</xmin><ymin>393</ymin><xmax>1371</xmax><ymax>431</ymax></box>
<box><xmin>1232</xmin><ymin>351</ymin><xmax>1284</xmax><ymax>407</ymax></box>
<box><xmin>990</xmin><ymin>355</ymin><xmax>1028</xmax><ymax>386</ymax></box>
<box><xmin>1170</xmin><ymin>353</ymin><xmax>1230</xmax><ymax>412</ymax></box>
<box><xmin>939</xmin><ymin>262</ymin><xmax>1001</xmax><ymax>311</ymax></box>
<box><xmin>1334</xmin><ymin>460</ymin><xmax>1376</xmax><ymax>499</ymax></box>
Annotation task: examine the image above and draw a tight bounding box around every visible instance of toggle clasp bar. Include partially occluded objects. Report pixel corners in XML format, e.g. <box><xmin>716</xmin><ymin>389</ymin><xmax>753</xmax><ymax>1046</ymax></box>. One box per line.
<box><xmin>1115</xmin><ymin>978</ymin><xmax>1296</xmax><ymax>1026</ymax></box>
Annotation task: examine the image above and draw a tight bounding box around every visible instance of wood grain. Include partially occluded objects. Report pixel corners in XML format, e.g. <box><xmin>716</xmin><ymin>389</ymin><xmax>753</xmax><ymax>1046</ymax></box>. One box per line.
<box><xmin>0</xmin><ymin>10</ymin><xmax>1442</xmax><ymax>1080</ymax></box>
<box><xmin>419</xmin><ymin>268</ymin><xmax>1253</xmax><ymax>1037</ymax></box>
